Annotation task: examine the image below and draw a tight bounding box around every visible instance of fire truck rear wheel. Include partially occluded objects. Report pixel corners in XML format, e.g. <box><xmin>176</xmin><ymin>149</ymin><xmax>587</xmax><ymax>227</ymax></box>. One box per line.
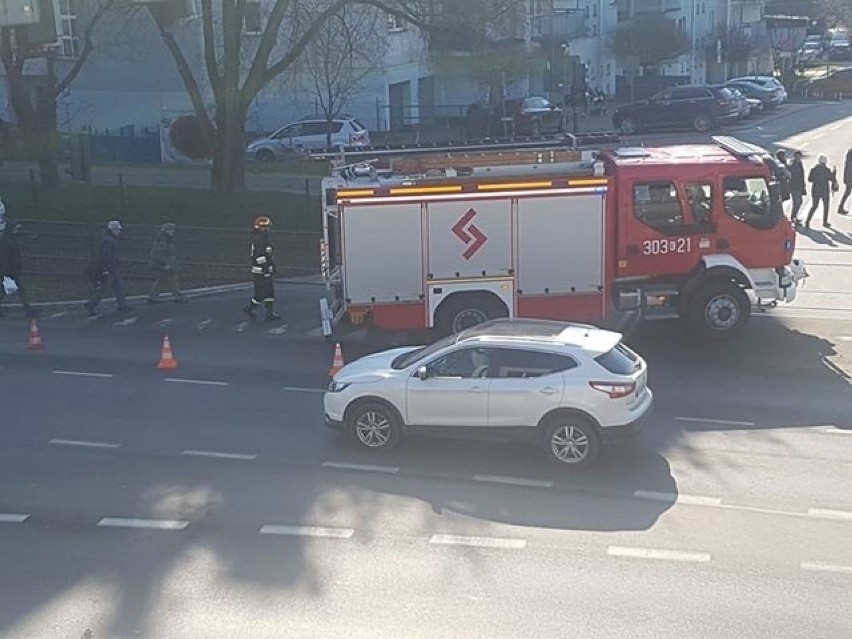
<box><xmin>436</xmin><ymin>293</ymin><xmax>509</xmax><ymax>336</ymax></box>
<box><xmin>688</xmin><ymin>279</ymin><xmax>751</xmax><ymax>339</ymax></box>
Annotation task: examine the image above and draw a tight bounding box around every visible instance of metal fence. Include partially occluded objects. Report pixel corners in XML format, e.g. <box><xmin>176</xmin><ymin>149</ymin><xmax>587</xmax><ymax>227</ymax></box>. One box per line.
<box><xmin>17</xmin><ymin>220</ymin><xmax>321</xmax><ymax>289</ymax></box>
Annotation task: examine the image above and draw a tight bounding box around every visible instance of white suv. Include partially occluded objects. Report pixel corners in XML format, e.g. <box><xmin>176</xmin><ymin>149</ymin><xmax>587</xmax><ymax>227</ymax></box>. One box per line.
<box><xmin>246</xmin><ymin>116</ymin><xmax>370</xmax><ymax>161</ymax></box>
<box><xmin>324</xmin><ymin>319</ymin><xmax>653</xmax><ymax>468</ymax></box>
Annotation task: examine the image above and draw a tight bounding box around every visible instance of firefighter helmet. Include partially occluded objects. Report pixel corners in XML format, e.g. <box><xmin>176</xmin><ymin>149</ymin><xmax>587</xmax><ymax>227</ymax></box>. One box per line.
<box><xmin>253</xmin><ymin>216</ymin><xmax>272</xmax><ymax>230</ymax></box>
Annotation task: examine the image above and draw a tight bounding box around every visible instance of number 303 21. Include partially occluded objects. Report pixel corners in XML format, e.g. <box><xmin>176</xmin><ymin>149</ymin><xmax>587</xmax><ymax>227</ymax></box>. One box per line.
<box><xmin>643</xmin><ymin>238</ymin><xmax>692</xmax><ymax>255</ymax></box>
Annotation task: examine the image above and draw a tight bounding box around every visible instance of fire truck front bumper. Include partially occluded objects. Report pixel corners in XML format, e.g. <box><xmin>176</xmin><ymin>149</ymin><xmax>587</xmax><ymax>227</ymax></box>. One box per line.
<box><xmin>779</xmin><ymin>259</ymin><xmax>808</xmax><ymax>304</ymax></box>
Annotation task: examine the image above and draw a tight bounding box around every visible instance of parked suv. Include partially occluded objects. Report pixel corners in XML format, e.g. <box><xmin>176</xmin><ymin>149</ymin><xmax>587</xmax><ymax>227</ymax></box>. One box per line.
<box><xmin>246</xmin><ymin>116</ymin><xmax>370</xmax><ymax>161</ymax></box>
<box><xmin>324</xmin><ymin>319</ymin><xmax>653</xmax><ymax>469</ymax></box>
<box><xmin>612</xmin><ymin>85</ymin><xmax>739</xmax><ymax>134</ymax></box>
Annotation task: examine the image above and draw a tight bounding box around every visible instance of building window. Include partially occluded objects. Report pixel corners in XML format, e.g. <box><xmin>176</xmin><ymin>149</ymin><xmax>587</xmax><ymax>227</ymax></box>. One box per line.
<box><xmin>58</xmin><ymin>0</ymin><xmax>80</xmax><ymax>58</ymax></box>
<box><xmin>387</xmin><ymin>12</ymin><xmax>405</xmax><ymax>31</ymax></box>
<box><xmin>243</xmin><ymin>1</ymin><xmax>262</xmax><ymax>34</ymax></box>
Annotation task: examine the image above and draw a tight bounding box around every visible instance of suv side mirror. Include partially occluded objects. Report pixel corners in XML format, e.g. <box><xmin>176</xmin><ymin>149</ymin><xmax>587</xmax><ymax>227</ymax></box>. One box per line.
<box><xmin>416</xmin><ymin>365</ymin><xmax>430</xmax><ymax>380</ymax></box>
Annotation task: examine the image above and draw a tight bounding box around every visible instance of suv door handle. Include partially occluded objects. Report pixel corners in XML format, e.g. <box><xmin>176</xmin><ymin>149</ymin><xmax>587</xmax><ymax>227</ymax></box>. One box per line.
<box><xmin>538</xmin><ymin>386</ymin><xmax>559</xmax><ymax>396</ymax></box>
<box><xmin>468</xmin><ymin>385</ymin><xmax>486</xmax><ymax>393</ymax></box>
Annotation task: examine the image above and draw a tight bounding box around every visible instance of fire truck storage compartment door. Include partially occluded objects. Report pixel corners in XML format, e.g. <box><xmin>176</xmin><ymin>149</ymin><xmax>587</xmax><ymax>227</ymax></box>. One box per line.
<box><xmin>517</xmin><ymin>194</ymin><xmax>605</xmax><ymax>294</ymax></box>
<box><xmin>427</xmin><ymin>199</ymin><xmax>512</xmax><ymax>280</ymax></box>
<box><xmin>342</xmin><ymin>203</ymin><xmax>424</xmax><ymax>303</ymax></box>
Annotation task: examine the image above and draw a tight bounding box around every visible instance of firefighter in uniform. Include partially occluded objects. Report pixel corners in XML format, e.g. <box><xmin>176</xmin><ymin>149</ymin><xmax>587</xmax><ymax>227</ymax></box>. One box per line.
<box><xmin>243</xmin><ymin>216</ymin><xmax>282</xmax><ymax>322</ymax></box>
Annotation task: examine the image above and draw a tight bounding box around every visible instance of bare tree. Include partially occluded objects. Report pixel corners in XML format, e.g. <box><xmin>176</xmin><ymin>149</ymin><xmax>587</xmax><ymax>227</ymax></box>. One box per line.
<box><xmin>0</xmin><ymin>0</ymin><xmax>118</xmax><ymax>187</ymax></box>
<box><xmin>301</xmin><ymin>5</ymin><xmax>385</xmax><ymax>147</ymax></box>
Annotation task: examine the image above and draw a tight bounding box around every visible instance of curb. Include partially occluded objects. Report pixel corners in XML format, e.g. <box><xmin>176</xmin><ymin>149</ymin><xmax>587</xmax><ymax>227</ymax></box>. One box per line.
<box><xmin>731</xmin><ymin>101</ymin><xmax>821</xmax><ymax>131</ymax></box>
<box><xmin>3</xmin><ymin>276</ymin><xmax>325</xmax><ymax>313</ymax></box>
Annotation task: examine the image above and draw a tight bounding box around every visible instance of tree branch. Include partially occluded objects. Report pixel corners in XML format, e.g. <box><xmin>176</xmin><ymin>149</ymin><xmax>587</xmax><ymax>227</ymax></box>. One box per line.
<box><xmin>148</xmin><ymin>7</ymin><xmax>216</xmax><ymax>143</ymax></box>
<box><xmin>55</xmin><ymin>0</ymin><xmax>116</xmax><ymax>96</ymax></box>
<box><xmin>200</xmin><ymin>0</ymin><xmax>221</xmax><ymax>100</ymax></box>
<box><xmin>244</xmin><ymin>0</ymin><xmax>294</xmax><ymax>94</ymax></box>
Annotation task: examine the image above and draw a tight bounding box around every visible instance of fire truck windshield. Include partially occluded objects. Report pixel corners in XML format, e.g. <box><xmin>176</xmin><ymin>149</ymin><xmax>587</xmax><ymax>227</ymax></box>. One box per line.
<box><xmin>722</xmin><ymin>175</ymin><xmax>781</xmax><ymax>230</ymax></box>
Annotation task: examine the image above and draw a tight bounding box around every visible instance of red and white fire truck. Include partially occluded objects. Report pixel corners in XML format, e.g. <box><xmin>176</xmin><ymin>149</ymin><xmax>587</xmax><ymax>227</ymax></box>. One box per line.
<box><xmin>319</xmin><ymin>135</ymin><xmax>806</xmax><ymax>339</ymax></box>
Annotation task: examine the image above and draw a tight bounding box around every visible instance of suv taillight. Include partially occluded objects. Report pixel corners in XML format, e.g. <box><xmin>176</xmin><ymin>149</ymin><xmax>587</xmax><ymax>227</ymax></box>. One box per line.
<box><xmin>589</xmin><ymin>381</ymin><xmax>636</xmax><ymax>399</ymax></box>
<box><xmin>351</xmin><ymin>131</ymin><xmax>366</xmax><ymax>144</ymax></box>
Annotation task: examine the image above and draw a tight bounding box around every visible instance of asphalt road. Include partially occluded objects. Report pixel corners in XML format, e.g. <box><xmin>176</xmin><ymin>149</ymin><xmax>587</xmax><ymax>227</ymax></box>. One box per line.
<box><xmin>1</xmin><ymin>100</ymin><xmax>852</xmax><ymax>638</ymax></box>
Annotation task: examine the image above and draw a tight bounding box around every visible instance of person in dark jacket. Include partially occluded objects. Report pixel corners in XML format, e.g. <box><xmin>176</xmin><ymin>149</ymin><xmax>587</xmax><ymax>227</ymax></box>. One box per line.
<box><xmin>0</xmin><ymin>218</ymin><xmax>35</xmax><ymax>317</ymax></box>
<box><xmin>84</xmin><ymin>220</ymin><xmax>131</xmax><ymax>316</ymax></box>
<box><xmin>806</xmin><ymin>155</ymin><xmax>838</xmax><ymax>229</ymax></box>
<box><xmin>789</xmin><ymin>150</ymin><xmax>806</xmax><ymax>225</ymax></box>
<box><xmin>775</xmin><ymin>149</ymin><xmax>792</xmax><ymax>203</ymax></box>
<box><xmin>837</xmin><ymin>146</ymin><xmax>852</xmax><ymax>215</ymax></box>
<box><xmin>243</xmin><ymin>216</ymin><xmax>282</xmax><ymax>322</ymax></box>
<box><xmin>147</xmin><ymin>222</ymin><xmax>187</xmax><ymax>304</ymax></box>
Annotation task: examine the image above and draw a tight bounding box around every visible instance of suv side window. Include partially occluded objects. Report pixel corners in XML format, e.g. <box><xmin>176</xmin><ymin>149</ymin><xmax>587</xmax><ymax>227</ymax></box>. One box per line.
<box><xmin>723</xmin><ymin>176</ymin><xmax>776</xmax><ymax>228</ymax></box>
<box><xmin>425</xmin><ymin>348</ymin><xmax>492</xmax><ymax>379</ymax></box>
<box><xmin>633</xmin><ymin>182</ymin><xmax>684</xmax><ymax>229</ymax></box>
<box><xmin>492</xmin><ymin>349</ymin><xmax>577</xmax><ymax>379</ymax></box>
<box><xmin>273</xmin><ymin>124</ymin><xmax>300</xmax><ymax>139</ymax></box>
<box><xmin>674</xmin><ymin>87</ymin><xmax>709</xmax><ymax>99</ymax></box>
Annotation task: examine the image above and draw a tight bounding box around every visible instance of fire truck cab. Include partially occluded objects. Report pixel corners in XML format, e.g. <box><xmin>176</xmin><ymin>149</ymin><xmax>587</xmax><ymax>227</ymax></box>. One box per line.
<box><xmin>319</xmin><ymin>135</ymin><xmax>806</xmax><ymax>340</ymax></box>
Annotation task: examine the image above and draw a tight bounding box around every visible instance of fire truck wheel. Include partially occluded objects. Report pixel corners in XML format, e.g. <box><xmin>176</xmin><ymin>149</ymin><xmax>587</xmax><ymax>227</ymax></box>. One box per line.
<box><xmin>346</xmin><ymin>400</ymin><xmax>402</xmax><ymax>451</ymax></box>
<box><xmin>619</xmin><ymin>116</ymin><xmax>638</xmax><ymax>135</ymax></box>
<box><xmin>688</xmin><ymin>279</ymin><xmax>751</xmax><ymax>338</ymax></box>
<box><xmin>541</xmin><ymin>414</ymin><xmax>600</xmax><ymax>469</ymax></box>
<box><xmin>693</xmin><ymin>113</ymin><xmax>713</xmax><ymax>132</ymax></box>
<box><xmin>436</xmin><ymin>293</ymin><xmax>508</xmax><ymax>336</ymax></box>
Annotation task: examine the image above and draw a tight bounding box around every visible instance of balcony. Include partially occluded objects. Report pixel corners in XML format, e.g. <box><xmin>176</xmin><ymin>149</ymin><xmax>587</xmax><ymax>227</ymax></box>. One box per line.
<box><xmin>531</xmin><ymin>11</ymin><xmax>589</xmax><ymax>42</ymax></box>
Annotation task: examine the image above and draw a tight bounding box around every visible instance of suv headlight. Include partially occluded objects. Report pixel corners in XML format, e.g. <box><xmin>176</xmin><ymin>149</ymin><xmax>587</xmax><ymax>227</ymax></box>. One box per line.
<box><xmin>327</xmin><ymin>381</ymin><xmax>351</xmax><ymax>393</ymax></box>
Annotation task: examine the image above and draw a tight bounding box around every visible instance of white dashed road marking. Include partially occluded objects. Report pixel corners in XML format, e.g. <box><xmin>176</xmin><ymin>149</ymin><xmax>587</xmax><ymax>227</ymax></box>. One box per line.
<box><xmin>675</xmin><ymin>416</ymin><xmax>756</xmax><ymax>427</ymax></box>
<box><xmin>322</xmin><ymin>461</ymin><xmax>400</xmax><ymax>474</ymax></box>
<box><xmin>801</xmin><ymin>561</ymin><xmax>852</xmax><ymax>574</ymax></box>
<box><xmin>181</xmin><ymin>449</ymin><xmax>257</xmax><ymax>461</ymax></box>
<box><xmin>49</xmin><ymin>439</ymin><xmax>121</xmax><ymax>449</ymax></box>
<box><xmin>164</xmin><ymin>378</ymin><xmax>229</xmax><ymax>387</ymax></box>
<box><xmin>236</xmin><ymin>321</ymin><xmax>250</xmax><ymax>333</ymax></box>
<box><xmin>115</xmin><ymin>317</ymin><xmax>138</xmax><ymax>326</ymax></box>
<box><xmin>607</xmin><ymin>546</ymin><xmax>711</xmax><ymax>563</ymax></box>
<box><xmin>157</xmin><ymin>319</ymin><xmax>174</xmax><ymax>328</ymax></box>
<box><xmin>52</xmin><ymin>370</ymin><xmax>114</xmax><ymax>379</ymax></box>
<box><xmin>268</xmin><ymin>325</ymin><xmax>289</xmax><ymax>335</ymax></box>
<box><xmin>807</xmin><ymin>508</ymin><xmax>852</xmax><ymax>522</ymax></box>
<box><xmin>97</xmin><ymin>517</ymin><xmax>188</xmax><ymax>531</ymax></box>
<box><xmin>633</xmin><ymin>490</ymin><xmax>722</xmax><ymax>506</ymax></box>
<box><xmin>429</xmin><ymin>534</ymin><xmax>527</xmax><ymax>549</ymax></box>
<box><xmin>472</xmin><ymin>474</ymin><xmax>554</xmax><ymax>488</ymax></box>
<box><xmin>0</xmin><ymin>513</ymin><xmax>30</xmax><ymax>523</ymax></box>
<box><xmin>283</xmin><ymin>386</ymin><xmax>325</xmax><ymax>394</ymax></box>
<box><xmin>260</xmin><ymin>525</ymin><xmax>354</xmax><ymax>539</ymax></box>
<box><xmin>50</xmin><ymin>311</ymin><xmax>66</xmax><ymax>319</ymax></box>
<box><xmin>196</xmin><ymin>319</ymin><xmax>213</xmax><ymax>329</ymax></box>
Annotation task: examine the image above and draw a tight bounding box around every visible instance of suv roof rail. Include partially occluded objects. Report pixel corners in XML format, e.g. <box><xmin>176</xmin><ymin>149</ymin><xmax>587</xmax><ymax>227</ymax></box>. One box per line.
<box><xmin>308</xmin><ymin>131</ymin><xmax>621</xmax><ymax>161</ymax></box>
<box><xmin>712</xmin><ymin>135</ymin><xmax>770</xmax><ymax>158</ymax></box>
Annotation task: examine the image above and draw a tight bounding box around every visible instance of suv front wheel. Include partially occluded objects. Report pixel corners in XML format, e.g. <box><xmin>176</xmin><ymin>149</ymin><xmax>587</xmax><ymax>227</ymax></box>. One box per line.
<box><xmin>542</xmin><ymin>414</ymin><xmax>600</xmax><ymax>468</ymax></box>
<box><xmin>346</xmin><ymin>400</ymin><xmax>402</xmax><ymax>450</ymax></box>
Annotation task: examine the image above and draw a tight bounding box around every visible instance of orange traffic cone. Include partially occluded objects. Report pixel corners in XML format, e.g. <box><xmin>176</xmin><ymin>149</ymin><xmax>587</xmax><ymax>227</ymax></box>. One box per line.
<box><xmin>329</xmin><ymin>342</ymin><xmax>344</xmax><ymax>376</ymax></box>
<box><xmin>157</xmin><ymin>335</ymin><xmax>179</xmax><ymax>370</ymax></box>
<box><xmin>27</xmin><ymin>319</ymin><xmax>43</xmax><ymax>351</ymax></box>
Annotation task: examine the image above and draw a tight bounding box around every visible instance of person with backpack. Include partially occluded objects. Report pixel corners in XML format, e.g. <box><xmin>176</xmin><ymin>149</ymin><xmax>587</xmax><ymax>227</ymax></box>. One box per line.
<box><xmin>147</xmin><ymin>222</ymin><xmax>187</xmax><ymax>304</ymax></box>
<box><xmin>84</xmin><ymin>220</ymin><xmax>131</xmax><ymax>316</ymax></box>
<box><xmin>789</xmin><ymin>150</ymin><xmax>806</xmax><ymax>226</ymax></box>
<box><xmin>837</xmin><ymin>145</ymin><xmax>852</xmax><ymax>215</ymax></box>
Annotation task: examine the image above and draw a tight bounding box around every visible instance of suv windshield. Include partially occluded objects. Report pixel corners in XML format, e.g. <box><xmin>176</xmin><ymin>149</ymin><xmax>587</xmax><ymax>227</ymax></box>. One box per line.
<box><xmin>391</xmin><ymin>334</ymin><xmax>457</xmax><ymax>369</ymax></box>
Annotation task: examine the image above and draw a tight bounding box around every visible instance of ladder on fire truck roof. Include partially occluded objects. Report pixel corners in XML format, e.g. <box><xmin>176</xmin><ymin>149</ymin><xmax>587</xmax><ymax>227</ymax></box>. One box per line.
<box><xmin>313</xmin><ymin>132</ymin><xmax>621</xmax><ymax>179</ymax></box>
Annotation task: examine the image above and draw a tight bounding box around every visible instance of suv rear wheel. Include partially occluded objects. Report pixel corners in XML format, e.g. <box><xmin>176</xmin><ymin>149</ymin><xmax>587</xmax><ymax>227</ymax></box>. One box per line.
<box><xmin>542</xmin><ymin>414</ymin><xmax>600</xmax><ymax>469</ymax></box>
<box><xmin>619</xmin><ymin>116</ymin><xmax>638</xmax><ymax>135</ymax></box>
<box><xmin>693</xmin><ymin>113</ymin><xmax>713</xmax><ymax>132</ymax></box>
<box><xmin>256</xmin><ymin>149</ymin><xmax>275</xmax><ymax>163</ymax></box>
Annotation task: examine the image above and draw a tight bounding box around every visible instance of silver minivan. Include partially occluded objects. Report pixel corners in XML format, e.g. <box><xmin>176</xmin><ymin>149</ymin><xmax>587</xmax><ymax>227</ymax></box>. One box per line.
<box><xmin>246</xmin><ymin>116</ymin><xmax>370</xmax><ymax>161</ymax></box>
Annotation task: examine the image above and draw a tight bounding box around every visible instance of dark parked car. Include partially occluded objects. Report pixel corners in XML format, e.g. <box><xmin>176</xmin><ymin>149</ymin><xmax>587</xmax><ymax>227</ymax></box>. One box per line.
<box><xmin>808</xmin><ymin>67</ymin><xmax>852</xmax><ymax>97</ymax></box>
<box><xmin>465</xmin><ymin>97</ymin><xmax>563</xmax><ymax>138</ymax></box>
<box><xmin>828</xmin><ymin>42</ymin><xmax>852</xmax><ymax>61</ymax></box>
<box><xmin>612</xmin><ymin>85</ymin><xmax>739</xmax><ymax>135</ymax></box>
<box><xmin>724</xmin><ymin>80</ymin><xmax>783</xmax><ymax>110</ymax></box>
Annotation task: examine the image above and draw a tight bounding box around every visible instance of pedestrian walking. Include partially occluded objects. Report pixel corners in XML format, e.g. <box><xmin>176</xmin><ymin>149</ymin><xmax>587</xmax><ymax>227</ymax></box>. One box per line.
<box><xmin>837</xmin><ymin>145</ymin><xmax>852</xmax><ymax>215</ymax></box>
<box><xmin>147</xmin><ymin>222</ymin><xmax>187</xmax><ymax>304</ymax></box>
<box><xmin>0</xmin><ymin>217</ymin><xmax>35</xmax><ymax>317</ymax></box>
<box><xmin>775</xmin><ymin>149</ymin><xmax>792</xmax><ymax>204</ymax></box>
<box><xmin>242</xmin><ymin>216</ymin><xmax>282</xmax><ymax>322</ymax></box>
<box><xmin>789</xmin><ymin>150</ymin><xmax>806</xmax><ymax>226</ymax></box>
<box><xmin>84</xmin><ymin>220</ymin><xmax>131</xmax><ymax>316</ymax></box>
<box><xmin>805</xmin><ymin>155</ymin><xmax>839</xmax><ymax>229</ymax></box>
